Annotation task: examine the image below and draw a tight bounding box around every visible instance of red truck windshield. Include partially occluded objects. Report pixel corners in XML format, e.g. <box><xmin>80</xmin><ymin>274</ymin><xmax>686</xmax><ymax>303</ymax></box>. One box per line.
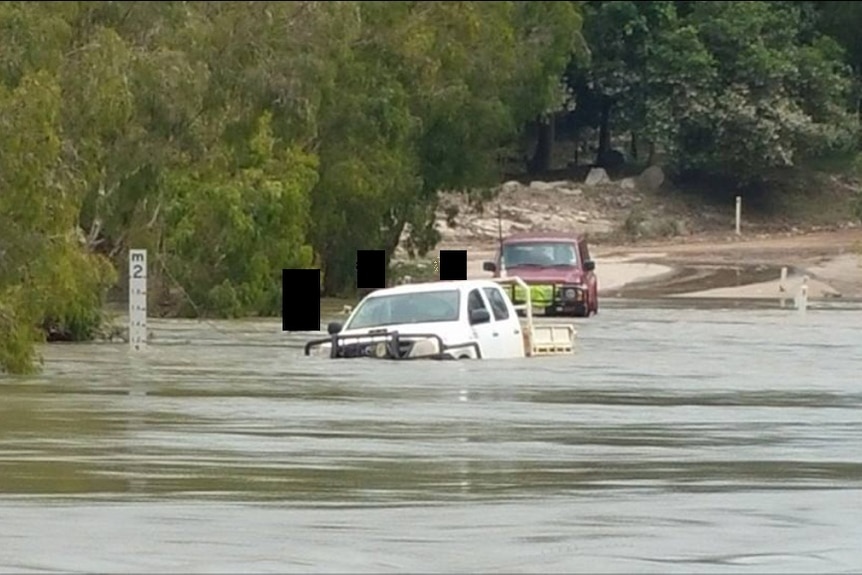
<box><xmin>502</xmin><ymin>242</ymin><xmax>578</xmax><ymax>267</ymax></box>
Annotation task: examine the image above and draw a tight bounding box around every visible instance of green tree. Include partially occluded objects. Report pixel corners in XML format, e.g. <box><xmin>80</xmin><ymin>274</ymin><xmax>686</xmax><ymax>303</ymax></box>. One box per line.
<box><xmin>679</xmin><ymin>1</ymin><xmax>857</xmax><ymax>178</ymax></box>
<box><xmin>807</xmin><ymin>1</ymin><xmax>862</xmax><ymax>73</ymax></box>
<box><xmin>568</xmin><ymin>0</ymin><xmax>858</xmax><ymax>179</ymax></box>
<box><xmin>562</xmin><ymin>0</ymin><xmax>710</xmax><ymax>166</ymax></box>
<box><xmin>1</xmin><ymin>0</ymin><xmax>589</xmax><ymax>371</ymax></box>
<box><xmin>162</xmin><ymin>112</ymin><xmax>317</xmax><ymax>317</ymax></box>
<box><xmin>0</xmin><ymin>69</ymin><xmax>115</xmax><ymax>373</ymax></box>
<box><xmin>312</xmin><ymin>1</ymin><xmax>586</xmax><ymax>293</ymax></box>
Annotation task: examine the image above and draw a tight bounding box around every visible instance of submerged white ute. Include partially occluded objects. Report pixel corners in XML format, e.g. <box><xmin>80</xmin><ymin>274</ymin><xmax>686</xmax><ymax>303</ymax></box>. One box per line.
<box><xmin>304</xmin><ymin>277</ymin><xmax>576</xmax><ymax>360</ymax></box>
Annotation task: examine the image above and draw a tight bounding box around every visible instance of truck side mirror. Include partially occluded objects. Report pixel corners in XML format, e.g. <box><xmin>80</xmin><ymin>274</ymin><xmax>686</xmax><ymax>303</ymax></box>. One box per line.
<box><xmin>482</xmin><ymin>261</ymin><xmax>497</xmax><ymax>273</ymax></box>
<box><xmin>584</xmin><ymin>260</ymin><xmax>596</xmax><ymax>272</ymax></box>
<box><xmin>469</xmin><ymin>308</ymin><xmax>491</xmax><ymax>325</ymax></box>
<box><xmin>327</xmin><ymin>322</ymin><xmax>343</xmax><ymax>335</ymax></box>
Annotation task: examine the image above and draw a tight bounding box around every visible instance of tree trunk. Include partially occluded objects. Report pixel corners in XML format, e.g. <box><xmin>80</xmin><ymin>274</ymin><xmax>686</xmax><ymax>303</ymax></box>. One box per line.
<box><xmin>382</xmin><ymin>213</ymin><xmax>407</xmax><ymax>288</ymax></box>
<box><xmin>595</xmin><ymin>96</ymin><xmax>612</xmax><ymax>165</ymax></box>
<box><xmin>321</xmin><ymin>245</ymin><xmax>343</xmax><ymax>297</ymax></box>
<box><xmin>528</xmin><ymin>114</ymin><xmax>554</xmax><ymax>175</ymax></box>
<box><xmin>573</xmin><ymin>132</ymin><xmax>580</xmax><ymax>165</ymax></box>
<box><xmin>630</xmin><ymin>132</ymin><xmax>639</xmax><ymax>162</ymax></box>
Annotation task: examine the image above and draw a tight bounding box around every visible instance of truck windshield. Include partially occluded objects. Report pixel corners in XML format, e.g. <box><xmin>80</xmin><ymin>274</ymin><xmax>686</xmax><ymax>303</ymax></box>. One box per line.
<box><xmin>502</xmin><ymin>242</ymin><xmax>578</xmax><ymax>267</ymax></box>
<box><xmin>345</xmin><ymin>290</ymin><xmax>461</xmax><ymax>330</ymax></box>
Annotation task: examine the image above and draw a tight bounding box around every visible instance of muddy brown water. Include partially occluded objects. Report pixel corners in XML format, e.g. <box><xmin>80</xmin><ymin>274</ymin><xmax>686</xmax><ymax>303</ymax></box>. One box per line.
<box><xmin>2</xmin><ymin>301</ymin><xmax>861</xmax><ymax>573</ymax></box>
<box><xmin>606</xmin><ymin>264</ymin><xmax>787</xmax><ymax>298</ymax></box>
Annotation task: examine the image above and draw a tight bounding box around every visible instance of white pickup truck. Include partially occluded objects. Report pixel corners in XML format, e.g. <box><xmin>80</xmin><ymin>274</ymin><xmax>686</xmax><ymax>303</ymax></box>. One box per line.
<box><xmin>303</xmin><ymin>277</ymin><xmax>576</xmax><ymax>360</ymax></box>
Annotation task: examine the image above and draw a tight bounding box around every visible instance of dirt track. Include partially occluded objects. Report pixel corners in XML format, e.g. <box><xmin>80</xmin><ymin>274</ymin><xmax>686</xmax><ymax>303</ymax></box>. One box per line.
<box><xmin>445</xmin><ymin>228</ymin><xmax>862</xmax><ymax>300</ymax></box>
<box><xmin>600</xmin><ymin>228</ymin><xmax>861</xmax><ymax>298</ymax></box>
<box><xmin>601</xmin><ymin>228</ymin><xmax>862</xmax><ymax>260</ymax></box>
<box><xmin>416</xmin><ymin>173</ymin><xmax>862</xmax><ymax>301</ymax></box>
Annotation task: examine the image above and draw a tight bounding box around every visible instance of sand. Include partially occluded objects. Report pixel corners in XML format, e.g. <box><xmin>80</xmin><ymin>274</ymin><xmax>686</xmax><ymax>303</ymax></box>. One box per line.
<box><xmin>464</xmin><ymin>249</ymin><xmax>670</xmax><ymax>288</ymax></box>
<box><xmin>591</xmin><ymin>255</ymin><xmax>675</xmax><ymax>292</ymax></box>
<box><xmin>452</xmin><ymin>228</ymin><xmax>862</xmax><ymax>301</ymax></box>
<box><xmin>672</xmin><ymin>274</ymin><xmax>839</xmax><ymax>300</ymax></box>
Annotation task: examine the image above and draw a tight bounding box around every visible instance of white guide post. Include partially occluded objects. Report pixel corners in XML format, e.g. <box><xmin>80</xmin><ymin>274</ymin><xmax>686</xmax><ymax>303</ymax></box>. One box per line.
<box><xmin>735</xmin><ymin>196</ymin><xmax>742</xmax><ymax>236</ymax></box>
<box><xmin>779</xmin><ymin>266</ymin><xmax>788</xmax><ymax>308</ymax></box>
<box><xmin>128</xmin><ymin>249</ymin><xmax>148</xmax><ymax>351</ymax></box>
<box><xmin>796</xmin><ymin>275</ymin><xmax>809</xmax><ymax>314</ymax></box>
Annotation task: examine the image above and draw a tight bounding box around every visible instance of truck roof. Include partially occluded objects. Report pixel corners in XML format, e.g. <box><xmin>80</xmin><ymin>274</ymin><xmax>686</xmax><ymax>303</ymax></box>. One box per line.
<box><xmin>501</xmin><ymin>231</ymin><xmax>583</xmax><ymax>244</ymax></box>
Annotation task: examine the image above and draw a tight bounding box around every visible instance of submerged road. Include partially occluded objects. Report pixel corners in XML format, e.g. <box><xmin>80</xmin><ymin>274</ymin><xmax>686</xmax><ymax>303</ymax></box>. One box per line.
<box><xmin>1</xmin><ymin>301</ymin><xmax>861</xmax><ymax>573</ymax></box>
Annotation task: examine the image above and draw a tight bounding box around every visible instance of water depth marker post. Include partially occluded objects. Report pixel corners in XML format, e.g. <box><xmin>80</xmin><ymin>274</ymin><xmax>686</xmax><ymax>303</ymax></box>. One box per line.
<box><xmin>129</xmin><ymin>249</ymin><xmax>148</xmax><ymax>351</ymax></box>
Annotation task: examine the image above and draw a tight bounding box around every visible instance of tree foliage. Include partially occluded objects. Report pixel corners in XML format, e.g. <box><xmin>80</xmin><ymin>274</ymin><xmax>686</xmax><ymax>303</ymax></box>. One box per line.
<box><xmin>0</xmin><ymin>1</ymin><xmax>584</xmax><ymax>373</ymax></box>
<box><xmin>2</xmin><ymin>1</ymin><xmax>861</xmax><ymax>375</ymax></box>
<box><xmin>567</xmin><ymin>0</ymin><xmax>859</xmax><ymax>179</ymax></box>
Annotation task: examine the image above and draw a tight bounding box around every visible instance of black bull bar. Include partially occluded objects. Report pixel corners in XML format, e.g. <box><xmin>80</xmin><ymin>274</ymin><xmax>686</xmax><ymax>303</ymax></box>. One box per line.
<box><xmin>303</xmin><ymin>331</ymin><xmax>482</xmax><ymax>360</ymax></box>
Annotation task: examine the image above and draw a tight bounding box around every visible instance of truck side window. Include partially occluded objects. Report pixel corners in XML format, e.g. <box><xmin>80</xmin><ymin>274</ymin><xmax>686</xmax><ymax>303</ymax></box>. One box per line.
<box><xmin>467</xmin><ymin>289</ymin><xmax>490</xmax><ymax>324</ymax></box>
<box><xmin>482</xmin><ymin>287</ymin><xmax>510</xmax><ymax>321</ymax></box>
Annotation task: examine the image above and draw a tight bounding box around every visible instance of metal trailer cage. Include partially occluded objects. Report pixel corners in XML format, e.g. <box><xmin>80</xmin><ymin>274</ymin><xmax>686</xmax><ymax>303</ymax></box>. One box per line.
<box><xmin>492</xmin><ymin>276</ymin><xmax>576</xmax><ymax>356</ymax></box>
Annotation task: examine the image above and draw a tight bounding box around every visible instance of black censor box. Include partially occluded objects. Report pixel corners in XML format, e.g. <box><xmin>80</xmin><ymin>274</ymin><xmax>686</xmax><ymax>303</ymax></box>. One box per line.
<box><xmin>356</xmin><ymin>249</ymin><xmax>386</xmax><ymax>289</ymax></box>
<box><xmin>282</xmin><ymin>268</ymin><xmax>321</xmax><ymax>331</ymax></box>
<box><xmin>439</xmin><ymin>250</ymin><xmax>467</xmax><ymax>281</ymax></box>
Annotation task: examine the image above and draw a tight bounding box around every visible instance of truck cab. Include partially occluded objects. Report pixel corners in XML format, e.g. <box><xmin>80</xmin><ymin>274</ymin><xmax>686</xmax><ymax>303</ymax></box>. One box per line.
<box><xmin>303</xmin><ymin>278</ymin><xmax>575</xmax><ymax>360</ymax></box>
<box><xmin>482</xmin><ymin>232</ymin><xmax>598</xmax><ymax>317</ymax></box>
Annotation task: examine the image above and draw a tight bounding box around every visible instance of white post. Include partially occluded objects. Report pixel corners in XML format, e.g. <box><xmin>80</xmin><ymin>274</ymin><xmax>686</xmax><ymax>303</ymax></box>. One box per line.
<box><xmin>796</xmin><ymin>275</ymin><xmax>809</xmax><ymax>313</ymax></box>
<box><xmin>128</xmin><ymin>249</ymin><xmax>148</xmax><ymax>351</ymax></box>
<box><xmin>779</xmin><ymin>266</ymin><xmax>788</xmax><ymax>308</ymax></box>
<box><xmin>735</xmin><ymin>196</ymin><xmax>742</xmax><ymax>236</ymax></box>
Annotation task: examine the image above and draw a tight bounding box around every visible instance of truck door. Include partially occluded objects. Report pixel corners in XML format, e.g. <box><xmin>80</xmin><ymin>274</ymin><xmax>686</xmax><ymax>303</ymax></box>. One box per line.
<box><xmin>483</xmin><ymin>286</ymin><xmax>525</xmax><ymax>357</ymax></box>
<box><xmin>467</xmin><ymin>288</ymin><xmax>507</xmax><ymax>358</ymax></box>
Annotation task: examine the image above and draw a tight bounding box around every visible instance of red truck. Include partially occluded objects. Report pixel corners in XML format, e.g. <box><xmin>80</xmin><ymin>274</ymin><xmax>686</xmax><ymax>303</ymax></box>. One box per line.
<box><xmin>482</xmin><ymin>231</ymin><xmax>598</xmax><ymax>317</ymax></box>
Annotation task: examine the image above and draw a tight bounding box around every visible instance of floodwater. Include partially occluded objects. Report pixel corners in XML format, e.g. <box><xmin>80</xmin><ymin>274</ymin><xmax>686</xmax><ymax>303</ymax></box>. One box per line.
<box><xmin>1</xmin><ymin>301</ymin><xmax>861</xmax><ymax>573</ymax></box>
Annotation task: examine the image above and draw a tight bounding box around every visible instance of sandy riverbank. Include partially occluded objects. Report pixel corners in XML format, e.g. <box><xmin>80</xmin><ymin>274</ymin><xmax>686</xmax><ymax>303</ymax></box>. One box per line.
<box><xmin>460</xmin><ymin>246</ymin><xmax>674</xmax><ymax>292</ymax></box>
<box><xmin>604</xmin><ymin>229</ymin><xmax>862</xmax><ymax>300</ymax></box>
<box><xmin>447</xmin><ymin>228</ymin><xmax>862</xmax><ymax>301</ymax></box>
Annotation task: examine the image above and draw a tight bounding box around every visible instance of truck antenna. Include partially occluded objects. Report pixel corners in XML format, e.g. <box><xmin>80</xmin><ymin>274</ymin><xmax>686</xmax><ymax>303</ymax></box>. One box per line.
<box><xmin>497</xmin><ymin>202</ymin><xmax>506</xmax><ymax>277</ymax></box>
<box><xmin>497</xmin><ymin>202</ymin><xmax>503</xmax><ymax>250</ymax></box>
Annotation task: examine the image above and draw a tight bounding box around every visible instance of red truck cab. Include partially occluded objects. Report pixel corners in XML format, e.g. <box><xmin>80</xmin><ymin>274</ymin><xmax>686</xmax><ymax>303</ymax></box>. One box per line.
<box><xmin>482</xmin><ymin>232</ymin><xmax>598</xmax><ymax>317</ymax></box>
